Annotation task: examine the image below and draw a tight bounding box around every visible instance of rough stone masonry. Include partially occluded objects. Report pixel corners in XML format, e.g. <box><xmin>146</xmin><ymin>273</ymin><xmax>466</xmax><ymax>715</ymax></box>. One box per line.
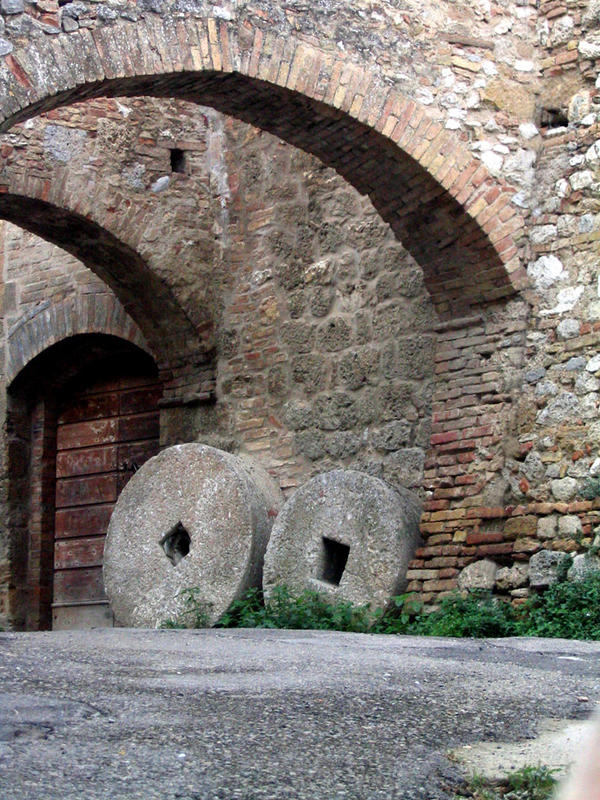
<box><xmin>0</xmin><ymin>0</ymin><xmax>599</xmax><ymax>627</ymax></box>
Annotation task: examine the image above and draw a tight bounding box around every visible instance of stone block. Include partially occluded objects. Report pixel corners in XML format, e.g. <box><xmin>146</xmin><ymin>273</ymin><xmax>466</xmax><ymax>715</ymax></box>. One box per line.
<box><xmin>281</xmin><ymin>321</ymin><xmax>314</xmax><ymax>354</ymax></box>
<box><xmin>537</xmin><ymin>515</ymin><xmax>558</xmax><ymax>540</ymax></box>
<box><xmin>512</xmin><ymin>537</ymin><xmax>539</xmax><ymax>554</ymax></box>
<box><xmin>527</xmin><ymin>255</ymin><xmax>564</xmax><ymax>290</ymax></box>
<box><xmin>62</xmin><ymin>16</ymin><xmax>79</xmax><ymax>33</ymax></box>
<box><xmin>537</xmin><ymin>394</ymin><xmax>580</xmax><ymax>426</ymax></box>
<box><xmin>552</xmin><ymin>539</ymin><xmax>580</xmax><ymax>553</ymax></box>
<box><xmin>291</xmin><ymin>353</ymin><xmax>325</xmax><ymax>392</ymax></box>
<box><xmin>43</xmin><ymin>125</ymin><xmax>88</xmax><ymax>164</ymax></box>
<box><xmin>495</xmin><ymin>563</ymin><xmax>528</xmax><ymax>591</ymax></box>
<box><xmin>104</xmin><ymin>444</ymin><xmax>283</xmax><ymax>627</ymax></box>
<box><xmin>483</xmin><ymin>77</ymin><xmax>536</xmax><ymax>119</ymax></box>
<box><xmin>370</xmin><ymin>420</ymin><xmax>412</xmax><ymax>452</ymax></box>
<box><xmin>550</xmin><ymin>477</ymin><xmax>578</xmax><ymax>502</ymax></box>
<box><xmin>568</xmin><ymin>553</ymin><xmax>600</xmax><ymax>582</ymax></box>
<box><xmin>510</xmin><ymin>588</ymin><xmax>529</xmax><ymax>598</ymax></box>
<box><xmin>1</xmin><ymin>0</ymin><xmax>23</xmax><ymax>13</ymax></box>
<box><xmin>282</xmin><ymin>401</ymin><xmax>311</xmax><ymax>431</ymax></box>
<box><xmin>317</xmin><ymin>318</ymin><xmax>353</xmax><ymax>352</ymax></box>
<box><xmin>457</xmin><ymin>559</ymin><xmax>497</xmax><ymax>591</ymax></box>
<box><xmin>309</xmin><ymin>286</ymin><xmax>334</xmax><ymax>317</ymax></box>
<box><xmin>263</xmin><ymin>470</ymin><xmax>422</xmax><ymax>613</ymax></box>
<box><xmin>294</xmin><ymin>429</ymin><xmax>326</xmax><ymax>461</ymax></box>
<box><xmin>529</xmin><ymin>549</ymin><xmax>571</xmax><ymax>587</ymax></box>
<box><xmin>504</xmin><ymin>515</ymin><xmax>537</xmax><ymax>538</ymax></box>
<box><xmin>324</xmin><ymin>431</ymin><xmax>361</xmax><ymax>459</ymax></box>
<box><xmin>383</xmin><ymin>448</ymin><xmax>426</xmax><ymax>490</ymax></box>
<box><xmin>558</xmin><ymin>515</ymin><xmax>583</xmax><ymax>538</ymax></box>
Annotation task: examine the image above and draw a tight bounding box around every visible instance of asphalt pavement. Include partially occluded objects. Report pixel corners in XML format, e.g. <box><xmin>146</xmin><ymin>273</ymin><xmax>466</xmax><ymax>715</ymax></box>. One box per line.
<box><xmin>1</xmin><ymin>628</ymin><xmax>599</xmax><ymax>800</ymax></box>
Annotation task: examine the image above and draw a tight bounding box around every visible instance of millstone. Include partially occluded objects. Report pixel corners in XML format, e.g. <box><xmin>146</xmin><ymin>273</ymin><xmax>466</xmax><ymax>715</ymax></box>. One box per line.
<box><xmin>104</xmin><ymin>444</ymin><xmax>282</xmax><ymax>627</ymax></box>
<box><xmin>263</xmin><ymin>469</ymin><xmax>422</xmax><ymax>612</ymax></box>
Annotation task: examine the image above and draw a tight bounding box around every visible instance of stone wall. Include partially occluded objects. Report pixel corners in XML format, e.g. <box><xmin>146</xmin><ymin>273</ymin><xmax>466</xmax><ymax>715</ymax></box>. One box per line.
<box><xmin>0</xmin><ymin>3</ymin><xmax>532</xmax><ymax>309</ymax></box>
<box><xmin>0</xmin><ymin>1</ymin><xmax>599</xmax><ymax>625</ymax></box>
<box><xmin>0</xmin><ymin>95</ymin><xmax>440</xmax><ymax>624</ymax></box>
<box><xmin>408</xmin><ymin>104</ymin><xmax>600</xmax><ymax>604</ymax></box>
<box><xmin>1</xmin><ymin>94</ymin><xmax>438</xmax><ymax>473</ymax></box>
<box><xmin>216</xmin><ymin>118</ymin><xmax>436</xmax><ymax>494</ymax></box>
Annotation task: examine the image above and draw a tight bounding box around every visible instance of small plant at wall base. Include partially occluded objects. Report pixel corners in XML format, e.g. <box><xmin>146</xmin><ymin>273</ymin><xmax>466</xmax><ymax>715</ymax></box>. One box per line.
<box><xmin>160</xmin><ymin>574</ymin><xmax>600</xmax><ymax>640</ymax></box>
<box><xmin>454</xmin><ymin>765</ymin><xmax>557</xmax><ymax>800</ymax></box>
<box><xmin>160</xmin><ymin>587</ymin><xmax>213</xmax><ymax>629</ymax></box>
<box><xmin>514</xmin><ymin>573</ymin><xmax>600</xmax><ymax>640</ymax></box>
<box><xmin>405</xmin><ymin>590</ymin><xmax>518</xmax><ymax>638</ymax></box>
<box><xmin>218</xmin><ymin>586</ymin><xmax>376</xmax><ymax>633</ymax></box>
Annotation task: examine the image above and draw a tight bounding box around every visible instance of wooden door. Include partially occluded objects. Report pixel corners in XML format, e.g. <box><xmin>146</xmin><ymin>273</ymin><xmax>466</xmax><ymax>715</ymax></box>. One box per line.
<box><xmin>52</xmin><ymin>365</ymin><xmax>161</xmax><ymax>629</ymax></box>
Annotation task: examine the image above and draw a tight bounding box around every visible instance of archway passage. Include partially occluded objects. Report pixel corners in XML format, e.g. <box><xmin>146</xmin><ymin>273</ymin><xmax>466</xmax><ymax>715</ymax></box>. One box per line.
<box><xmin>0</xmin><ymin>194</ymin><xmax>206</xmax><ymax>383</ymax></box>
<box><xmin>53</xmin><ymin>354</ymin><xmax>161</xmax><ymax>629</ymax></box>
<box><xmin>0</xmin><ymin>19</ymin><xmax>526</xmax><ymax>315</ymax></box>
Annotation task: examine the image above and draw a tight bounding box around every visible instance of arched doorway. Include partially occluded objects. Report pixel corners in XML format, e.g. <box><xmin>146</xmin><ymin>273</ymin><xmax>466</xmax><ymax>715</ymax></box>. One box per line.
<box><xmin>8</xmin><ymin>334</ymin><xmax>162</xmax><ymax>630</ymax></box>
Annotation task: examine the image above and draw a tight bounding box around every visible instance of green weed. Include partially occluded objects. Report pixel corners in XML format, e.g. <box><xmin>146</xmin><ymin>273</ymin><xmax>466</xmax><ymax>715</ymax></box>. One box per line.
<box><xmin>515</xmin><ymin>571</ymin><xmax>600</xmax><ymax>640</ymax></box>
<box><xmin>161</xmin><ymin>572</ymin><xmax>600</xmax><ymax>641</ymax></box>
<box><xmin>217</xmin><ymin>585</ymin><xmax>375</xmax><ymax>632</ymax></box>
<box><xmin>580</xmin><ymin>476</ymin><xmax>600</xmax><ymax>500</ymax></box>
<box><xmin>160</xmin><ymin>587</ymin><xmax>213</xmax><ymax>629</ymax></box>
<box><xmin>407</xmin><ymin>590</ymin><xmax>518</xmax><ymax>638</ymax></box>
<box><xmin>455</xmin><ymin>765</ymin><xmax>557</xmax><ymax>800</ymax></box>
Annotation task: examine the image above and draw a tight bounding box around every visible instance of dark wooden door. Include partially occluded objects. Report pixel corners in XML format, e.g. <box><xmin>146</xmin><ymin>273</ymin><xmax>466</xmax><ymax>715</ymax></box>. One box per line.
<box><xmin>52</xmin><ymin>366</ymin><xmax>161</xmax><ymax>629</ymax></box>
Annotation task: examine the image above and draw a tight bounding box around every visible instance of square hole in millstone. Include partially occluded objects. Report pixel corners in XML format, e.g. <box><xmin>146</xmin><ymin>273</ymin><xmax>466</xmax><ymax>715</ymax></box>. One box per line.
<box><xmin>320</xmin><ymin>537</ymin><xmax>350</xmax><ymax>586</ymax></box>
<box><xmin>159</xmin><ymin>521</ymin><xmax>191</xmax><ymax>567</ymax></box>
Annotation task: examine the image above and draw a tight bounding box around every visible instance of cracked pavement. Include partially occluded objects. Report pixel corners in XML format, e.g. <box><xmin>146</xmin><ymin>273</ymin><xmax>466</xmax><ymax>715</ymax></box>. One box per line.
<box><xmin>0</xmin><ymin>629</ymin><xmax>599</xmax><ymax>799</ymax></box>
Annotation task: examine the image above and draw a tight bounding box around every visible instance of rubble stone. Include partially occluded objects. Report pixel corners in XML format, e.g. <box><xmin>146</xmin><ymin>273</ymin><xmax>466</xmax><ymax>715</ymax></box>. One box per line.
<box><xmin>529</xmin><ymin>550</ymin><xmax>571</xmax><ymax>588</ymax></box>
<box><xmin>568</xmin><ymin>553</ymin><xmax>600</xmax><ymax>582</ymax></box>
<box><xmin>550</xmin><ymin>478</ymin><xmax>579</xmax><ymax>502</ymax></box>
<box><xmin>458</xmin><ymin>560</ymin><xmax>498</xmax><ymax>591</ymax></box>
<box><xmin>495</xmin><ymin>564</ymin><xmax>529</xmax><ymax>591</ymax></box>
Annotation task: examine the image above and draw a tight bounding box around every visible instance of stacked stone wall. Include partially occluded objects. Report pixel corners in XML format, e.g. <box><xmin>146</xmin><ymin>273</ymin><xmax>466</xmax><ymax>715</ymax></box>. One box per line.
<box><xmin>0</xmin><ymin>4</ymin><xmax>534</xmax><ymax>309</ymax></box>
<box><xmin>1</xmin><ymin>95</ymin><xmax>437</xmax><ymax>497</ymax></box>
<box><xmin>0</xmin><ymin>2</ymin><xmax>599</xmax><ymax>624</ymax></box>
<box><xmin>217</xmin><ymin>120</ymin><xmax>436</xmax><ymax>494</ymax></box>
<box><xmin>408</xmin><ymin>123</ymin><xmax>600</xmax><ymax>606</ymax></box>
<box><xmin>0</xmin><ymin>95</ymin><xmax>222</xmax><ymax>400</ymax></box>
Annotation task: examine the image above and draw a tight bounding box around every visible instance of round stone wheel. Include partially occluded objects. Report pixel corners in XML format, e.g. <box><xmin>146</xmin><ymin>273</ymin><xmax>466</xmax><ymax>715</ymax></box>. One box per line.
<box><xmin>263</xmin><ymin>470</ymin><xmax>422</xmax><ymax>612</ymax></box>
<box><xmin>104</xmin><ymin>444</ymin><xmax>283</xmax><ymax>627</ymax></box>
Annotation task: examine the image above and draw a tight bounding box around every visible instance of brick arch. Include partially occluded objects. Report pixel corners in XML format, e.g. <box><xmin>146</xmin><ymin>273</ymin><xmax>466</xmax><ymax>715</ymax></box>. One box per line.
<box><xmin>0</xmin><ymin>193</ymin><xmax>213</xmax><ymax>400</ymax></box>
<box><xmin>0</xmin><ymin>17</ymin><xmax>527</xmax><ymax>315</ymax></box>
<box><xmin>6</xmin><ymin>294</ymin><xmax>150</xmax><ymax>386</ymax></box>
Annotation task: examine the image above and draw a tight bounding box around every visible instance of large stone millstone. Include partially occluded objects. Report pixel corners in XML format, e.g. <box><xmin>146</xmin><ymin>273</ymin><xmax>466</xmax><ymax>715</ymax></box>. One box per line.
<box><xmin>263</xmin><ymin>470</ymin><xmax>422</xmax><ymax>612</ymax></box>
<box><xmin>104</xmin><ymin>444</ymin><xmax>283</xmax><ymax>628</ymax></box>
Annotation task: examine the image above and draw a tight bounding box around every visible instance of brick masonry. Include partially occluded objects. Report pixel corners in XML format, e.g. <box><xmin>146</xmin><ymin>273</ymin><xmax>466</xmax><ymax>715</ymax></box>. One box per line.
<box><xmin>0</xmin><ymin>1</ymin><xmax>599</xmax><ymax>626</ymax></box>
<box><xmin>0</xmin><ymin>8</ymin><xmax>526</xmax><ymax>314</ymax></box>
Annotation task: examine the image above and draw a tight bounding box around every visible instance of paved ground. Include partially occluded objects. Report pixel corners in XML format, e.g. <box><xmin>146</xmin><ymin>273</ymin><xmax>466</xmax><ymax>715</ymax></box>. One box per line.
<box><xmin>1</xmin><ymin>629</ymin><xmax>599</xmax><ymax>800</ymax></box>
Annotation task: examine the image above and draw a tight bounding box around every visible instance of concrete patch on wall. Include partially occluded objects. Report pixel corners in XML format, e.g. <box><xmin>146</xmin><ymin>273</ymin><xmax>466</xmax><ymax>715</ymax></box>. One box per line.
<box><xmin>43</xmin><ymin>125</ymin><xmax>87</xmax><ymax>163</ymax></box>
